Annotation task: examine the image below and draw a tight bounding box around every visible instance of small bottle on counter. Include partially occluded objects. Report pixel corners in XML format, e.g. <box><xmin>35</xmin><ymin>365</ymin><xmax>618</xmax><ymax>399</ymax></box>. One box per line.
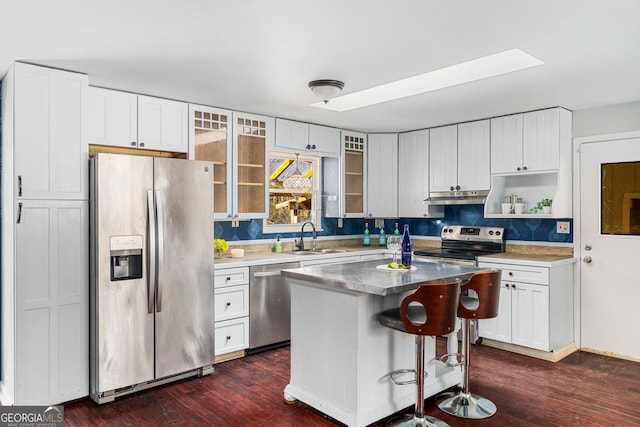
<box><xmin>378</xmin><ymin>225</ymin><xmax>386</xmax><ymax>246</ymax></box>
<box><xmin>393</xmin><ymin>223</ymin><xmax>401</xmax><ymax>237</ymax></box>
<box><xmin>274</xmin><ymin>237</ymin><xmax>282</xmax><ymax>253</ymax></box>
<box><xmin>363</xmin><ymin>223</ymin><xmax>371</xmax><ymax>246</ymax></box>
<box><xmin>401</xmin><ymin>224</ymin><xmax>412</xmax><ymax>266</ymax></box>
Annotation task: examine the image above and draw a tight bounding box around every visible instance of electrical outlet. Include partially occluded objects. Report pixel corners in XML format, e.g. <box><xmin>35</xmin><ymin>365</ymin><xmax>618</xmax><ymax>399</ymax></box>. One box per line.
<box><xmin>557</xmin><ymin>221</ymin><xmax>570</xmax><ymax>234</ymax></box>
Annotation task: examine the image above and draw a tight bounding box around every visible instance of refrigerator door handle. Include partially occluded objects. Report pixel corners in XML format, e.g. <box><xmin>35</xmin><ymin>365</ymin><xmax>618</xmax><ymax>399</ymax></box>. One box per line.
<box><xmin>155</xmin><ymin>190</ymin><xmax>165</xmax><ymax>312</ymax></box>
<box><xmin>147</xmin><ymin>190</ymin><xmax>156</xmax><ymax>314</ymax></box>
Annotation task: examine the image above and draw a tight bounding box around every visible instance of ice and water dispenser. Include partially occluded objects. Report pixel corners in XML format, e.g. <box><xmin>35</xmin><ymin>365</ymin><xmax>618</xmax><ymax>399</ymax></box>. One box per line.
<box><xmin>110</xmin><ymin>235</ymin><xmax>143</xmax><ymax>281</ymax></box>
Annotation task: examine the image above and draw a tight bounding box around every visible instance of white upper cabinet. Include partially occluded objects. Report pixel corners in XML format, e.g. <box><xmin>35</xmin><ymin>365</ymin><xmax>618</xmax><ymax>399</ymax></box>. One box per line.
<box><xmin>275</xmin><ymin>118</ymin><xmax>309</xmax><ymax>152</ymax></box>
<box><xmin>366</xmin><ymin>133</ymin><xmax>398</xmax><ymax>218</ymax></box>
<box><xmin>89</xmin><ymin>87</ymin><xmax>188</xmax><ymax>153</ymax></box>
<box><xmin>429</xmin><ymin>125</ymin><xmax>458</xmax><ymax>192</ymax></box>
<box><xmin>429</xmin><ymin>120</ymin><xmax>490</xmax><ymax>193</ymax></box>
<box><xmin>13</xmin><ymin>63</ymin><xmax>88</xmax><ymax>200</ymax></box>
<box><xmin>308</xmin><ymin>124</ymin><xmax>340</xmax><ymax>157</ymax></box>
<box><xmin>89</xmin><ymin>87</ymin><xmax>137</xmax><ymax>149</ymax></box>
<box><xmin>275</xmin><ymin>119</ymin><xmax>340</xmax><ymax>157</ymax></box>
<box><xmin>457</xmin><ymin>119</ymin><xmax>491</xmax><ymax>190</ymax></box>
<box><xmin>491</xmin><ymin>108</ymin><xmax>568</xmax><ymax>174</ymax></box>
<box><xmin>398</xmin><ymin>130</ymin><xmax>444</xmax><ymax>218</ymax></box>
<box><xmin>137</xmin><ymin>95</ymin><xmax>188</xmax><ymax>152</ymax></box>
<box><xmin>485</xmin><ymin>108</ymin><xmax>573</xmax><ymax>218</ymax></box>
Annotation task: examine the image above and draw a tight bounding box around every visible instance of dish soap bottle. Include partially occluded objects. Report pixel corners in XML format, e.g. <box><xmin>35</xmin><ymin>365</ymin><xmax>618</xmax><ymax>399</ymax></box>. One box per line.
<box><xmin>363</xmin><ymin>223</ymin><xmax>371</xmax><ymax>246</ymax></box>
<box><xmin>378</xmin><ymin>224</ymin><xmax>386</xmax><ymax>246</ymax></box>
<box><xmin>274</xmin><ymin>237</ymin><xmax>282</xmax><ymax>253</ymax></box>
<box><xmin>401</xmin><ymin>224</ymin><xmax>412</xmax><ymax>266</ymax></box>
<box><xmin>393</xmin><ymin>223</ymin><xmax>401</xmax><ymax>237</ymax></box>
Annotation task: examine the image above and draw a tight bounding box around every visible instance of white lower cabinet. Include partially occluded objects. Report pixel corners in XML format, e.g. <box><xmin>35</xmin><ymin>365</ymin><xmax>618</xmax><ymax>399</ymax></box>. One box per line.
<box><xmin>214</xmin><ymin>267</ymin><xmax>250</xmax><ymax>357</ymax></box>
<box><xmin>477</xmin><ymin>258</ymin><xmax>573</xmax><ymax>352</ymax></box>
<box><xmin>12</xmin><ymin>201</ymin><xmax>89</xmax><ymax>405</ymax></box>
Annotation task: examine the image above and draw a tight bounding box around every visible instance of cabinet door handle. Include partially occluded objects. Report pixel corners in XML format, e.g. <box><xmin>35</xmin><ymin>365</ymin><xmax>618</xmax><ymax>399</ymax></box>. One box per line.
<box><xmin>508</xmin><ymin>271</ymin><xmax>513</xmax><ymax>276</ymax></box>
<box><xmin>226</xmin><ymin>335</ymin><xmax>231</xmax><ymax>341</ymax></box>
<box><xmin>504</xmin><ymin>283</ymin><xmax>510</xmax><ymax>288</ymax></box>
<box><xmin>455</xmin><ymin>185</ymin><xmax>461</xmax><ymax>191</ymax></box>
<box><xmin>139</xmin><ymin>142</ymin><xmax>145</xmax><ymax>147</ymax></box>
<box><xmin>18</xmin><ymin>175</ymin><xmax>22</xmax><ymax>197</ymax></box>
<box><xmin>523</xmin><ymin>166</ymin><xmax>528</xmax><ymax>171</ymax></box>
<box><xmin>516</xmin><ymin>166</ymin><xmax>521</xmax><ymax>171</ymax></box>
<box><xmin>226</xmin><ymin>302</ymin><xmax>231</xmax><ymax>306</ymax></box>
<box><xmin>17</xmin><ymin>202</ymin><xmax>23</xmax><ymax>224</ymax></box>
<box><xmin>306</xmin><ymin>144</ymin><xmax>311</xmax><ymax>150</ymax></box>
<box><xmin>450</xmin><ymin>186</ymin><xmax>455</xmax><ymax>191</ymax></box>
<box><xmin>131</xmin><ymin>141</ymin><xmax>137</xmax><ymax>146</ymax></box>
<box><xmin>311</xmin><ymin>144</ymin><xmax>316</xmax><ymax>150</ymax></box>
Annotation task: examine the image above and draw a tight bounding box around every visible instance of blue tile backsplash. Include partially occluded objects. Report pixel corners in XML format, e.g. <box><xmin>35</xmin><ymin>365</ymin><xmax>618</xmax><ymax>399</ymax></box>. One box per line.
<box><xmin>214</xmin><ymin>204</ymin><xmax>573</xmax><ymax>244</ymax></box>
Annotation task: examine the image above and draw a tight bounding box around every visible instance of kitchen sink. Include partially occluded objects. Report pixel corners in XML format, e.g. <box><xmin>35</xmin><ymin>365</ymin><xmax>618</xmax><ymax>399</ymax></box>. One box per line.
<box><xmin>284</xmin><ymin>248</ymin><xmax>351</xmax><ymax>255</ymax></box>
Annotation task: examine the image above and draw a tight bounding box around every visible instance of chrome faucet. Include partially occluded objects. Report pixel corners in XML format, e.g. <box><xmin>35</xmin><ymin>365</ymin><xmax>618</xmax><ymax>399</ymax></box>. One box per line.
<box><xmin>296</xmin><ymin>221</ymin><xmax>317</xmax><ymax>251</ymax></box>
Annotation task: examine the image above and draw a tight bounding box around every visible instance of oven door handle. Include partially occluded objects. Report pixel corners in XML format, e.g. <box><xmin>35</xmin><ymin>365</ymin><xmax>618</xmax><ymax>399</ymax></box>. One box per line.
<box><xmin>414</xmin><ymin>256</ymin><xmax>477</xmax><ymax>267</ymax></box>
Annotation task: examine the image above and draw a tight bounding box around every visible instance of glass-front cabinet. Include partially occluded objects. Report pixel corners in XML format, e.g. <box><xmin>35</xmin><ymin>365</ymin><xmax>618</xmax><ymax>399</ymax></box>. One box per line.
<box><xmin>322</xmin><ymin>131</ymin><xmax>367</xmax><ymax>218</ymax></box>
<box><xmin>189</xmin><ymin>106</ymin><xmax>271</xmax><ymax>219</ymax></box>
<box><xmin>343</xmin><ymin>131</ymin><xmax>367</xmax><ymax>218</ymax></box>
<box><xmin>189</xmin><ymin>104</ymin><xmax>232</xmax><ymax>218</ymax></box>
<box><xmin>233</xmin><ymin>112</ymin><xmax>271</xmax><ymax>219</ymax></box>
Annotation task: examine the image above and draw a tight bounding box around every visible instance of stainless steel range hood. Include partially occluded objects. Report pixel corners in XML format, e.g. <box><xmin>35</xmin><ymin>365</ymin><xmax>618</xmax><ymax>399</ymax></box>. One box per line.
<box><xmin>423</xmin><ymin>190</ymin><xmax>489</xmax><ymax>205</ymax></box>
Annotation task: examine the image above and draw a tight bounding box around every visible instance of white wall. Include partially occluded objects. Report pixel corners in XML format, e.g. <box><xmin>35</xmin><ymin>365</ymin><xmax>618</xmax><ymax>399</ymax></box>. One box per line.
<box><xmin>573</xmin><ymin>100</ymin><xmax>640</xmax><ymax>137</ymax></box>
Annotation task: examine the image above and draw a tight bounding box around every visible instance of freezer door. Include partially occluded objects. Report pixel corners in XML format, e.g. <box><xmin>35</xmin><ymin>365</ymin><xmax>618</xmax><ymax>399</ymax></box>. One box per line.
<box><xmin>92</xmin><ymin>154</ymin><xmax>155</xmax><ymax>393</ymax></box>
<box><xmin>154</xmin><ymin>158</ymin><xmax>215</xmax><ymax>378</ymax></box>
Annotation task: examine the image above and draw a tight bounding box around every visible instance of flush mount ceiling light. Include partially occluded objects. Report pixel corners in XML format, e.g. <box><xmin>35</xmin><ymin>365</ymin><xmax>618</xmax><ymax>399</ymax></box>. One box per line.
<box><xmin>311</xmin><ymin>49</ymin><xmax>544</xmax><ymax>112</ymax></box>
<box><xmin>282</xmin><ymin>153</ymin><xmax>312</xmax><ymax>194</ymax></box>
<box><xmin>308</xmin><ymin>79</ymin><xmax>345</xmax><ymax>104</ymax></box>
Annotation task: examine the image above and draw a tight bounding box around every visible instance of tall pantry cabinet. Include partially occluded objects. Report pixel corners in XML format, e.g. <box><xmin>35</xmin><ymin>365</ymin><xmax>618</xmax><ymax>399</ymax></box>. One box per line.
<box><xmin>1</xmin><ymin>63</ymin><xmax>89</xmax><ymax>405</ymax></box>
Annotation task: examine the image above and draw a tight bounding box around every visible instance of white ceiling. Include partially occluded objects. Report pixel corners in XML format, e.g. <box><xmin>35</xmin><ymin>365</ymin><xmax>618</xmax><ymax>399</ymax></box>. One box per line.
<box><xmin>2</xmin><ymin>0</ymin><xmax>640</xmax><ymax>133</ymax></box>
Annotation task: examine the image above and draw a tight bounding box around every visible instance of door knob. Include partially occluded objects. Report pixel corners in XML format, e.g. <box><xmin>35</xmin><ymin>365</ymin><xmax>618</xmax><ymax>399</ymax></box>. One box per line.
<box><xmin>583</xmin><ymin>256</ymin><xmax>592</xmax><ymax>264</ymax></box>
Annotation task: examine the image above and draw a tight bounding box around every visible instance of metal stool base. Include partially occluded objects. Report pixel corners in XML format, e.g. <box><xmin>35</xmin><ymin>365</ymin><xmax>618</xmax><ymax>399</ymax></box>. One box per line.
<box><xmin>386</xmin><ymin>413</ymin><xmax>450</xmax><ymax>427</ymax></box>
<box><xmin>436</xmin><ymin>390</ymin><xmax>496</xmax><ymax>419</ymax></box>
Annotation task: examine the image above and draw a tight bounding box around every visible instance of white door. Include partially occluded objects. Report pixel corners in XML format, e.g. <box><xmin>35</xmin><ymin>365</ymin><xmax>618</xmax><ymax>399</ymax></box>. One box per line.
<box><xmin>580</xmin><ymin>137</ymin><xmax>640</xmax><ymax>359</ymax></box>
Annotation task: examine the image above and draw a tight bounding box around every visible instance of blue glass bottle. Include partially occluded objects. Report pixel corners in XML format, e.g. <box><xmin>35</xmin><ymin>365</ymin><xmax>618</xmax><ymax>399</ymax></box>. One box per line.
<box><xmin>401</xmin><ymin>224</ymin><xmax>412</xmax><ymax>266</ymax></box>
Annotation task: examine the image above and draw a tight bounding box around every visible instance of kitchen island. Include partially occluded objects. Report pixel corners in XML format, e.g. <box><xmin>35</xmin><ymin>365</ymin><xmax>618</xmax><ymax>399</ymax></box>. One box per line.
<box><xmin>282</xmin><ymin>259</ymin><xmax>484</xmax><ymax>427</ymax></box>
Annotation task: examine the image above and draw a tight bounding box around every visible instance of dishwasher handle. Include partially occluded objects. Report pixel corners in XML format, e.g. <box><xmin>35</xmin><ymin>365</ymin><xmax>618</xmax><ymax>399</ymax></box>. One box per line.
<box><xmin>252</xmin><ymin>271</ymin><xmax>283</xmax><ymax>278</ymax></box>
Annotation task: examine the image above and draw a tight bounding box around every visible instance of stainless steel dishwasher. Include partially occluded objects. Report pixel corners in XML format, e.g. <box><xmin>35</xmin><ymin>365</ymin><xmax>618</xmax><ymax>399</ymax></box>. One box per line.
<box><xmin>248</xmin><ymin>261</ymin><xmax>300</xmax><ymax>352</ymax></box>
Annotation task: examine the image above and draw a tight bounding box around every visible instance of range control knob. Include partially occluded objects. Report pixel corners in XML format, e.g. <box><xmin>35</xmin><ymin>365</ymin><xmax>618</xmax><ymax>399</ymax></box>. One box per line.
<box><xmin>495</xmin><ymin>231</ymin><xmax>501</xmax><ymax>236</ymax></box>
<box><xmin>488</xmin><ymin>230</ymin><xmax>494</xmax><ymax>235</ymax></box>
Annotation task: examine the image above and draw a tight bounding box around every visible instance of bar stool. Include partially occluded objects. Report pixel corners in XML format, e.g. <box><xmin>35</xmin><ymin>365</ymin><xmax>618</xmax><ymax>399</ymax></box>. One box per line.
<box><xmin>435</xmin><ymin>270</ymin><xmax>502</xmax><ymax>419</ymax></box>
<box><xmin>378</xmin><ymin>280</ymin><xmax>461</xmax><ymax>427</ymax></box>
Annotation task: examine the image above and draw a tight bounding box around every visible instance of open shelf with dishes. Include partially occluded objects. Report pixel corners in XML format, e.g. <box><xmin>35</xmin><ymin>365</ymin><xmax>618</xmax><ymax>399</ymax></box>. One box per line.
<box><xmin>484</xmin><ymin>170</ymin><xmax>572</xmax><ymax>218</ymax></box>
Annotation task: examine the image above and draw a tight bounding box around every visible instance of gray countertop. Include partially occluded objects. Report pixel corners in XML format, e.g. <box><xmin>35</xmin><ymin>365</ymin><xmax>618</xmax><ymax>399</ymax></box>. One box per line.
<box><xmin>282</xmin><ymin>259</ymin><xmax>485</xmax><ymax>296</ymax></box>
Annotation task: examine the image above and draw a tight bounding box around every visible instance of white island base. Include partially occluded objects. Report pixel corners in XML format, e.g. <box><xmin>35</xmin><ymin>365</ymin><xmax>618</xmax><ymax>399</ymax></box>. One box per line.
<box><xmin>283</xmin><ymin>278</ymin><xmax>462</xmax><ymax>427</ymax></box>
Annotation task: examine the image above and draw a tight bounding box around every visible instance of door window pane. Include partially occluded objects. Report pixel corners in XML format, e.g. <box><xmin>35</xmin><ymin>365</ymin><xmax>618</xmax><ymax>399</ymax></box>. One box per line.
<box><xmin>601</xmin><ymin>161</ymin><xmax>640</xmax><ymax>235</ymax></box>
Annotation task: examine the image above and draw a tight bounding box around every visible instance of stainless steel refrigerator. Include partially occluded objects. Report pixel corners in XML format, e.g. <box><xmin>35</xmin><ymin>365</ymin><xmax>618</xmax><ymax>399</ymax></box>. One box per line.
<box><xmin>89</xmin><ymin>153</ymin><xmax>215</xmax><ymax>403</ymax></box>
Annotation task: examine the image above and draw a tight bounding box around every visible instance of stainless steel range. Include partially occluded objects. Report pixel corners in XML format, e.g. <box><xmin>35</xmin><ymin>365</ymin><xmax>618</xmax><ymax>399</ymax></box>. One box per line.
<box><xmin>413</xmin><ymin>225</ymin><xmax>505</xmax><ymax>267</ymax></box>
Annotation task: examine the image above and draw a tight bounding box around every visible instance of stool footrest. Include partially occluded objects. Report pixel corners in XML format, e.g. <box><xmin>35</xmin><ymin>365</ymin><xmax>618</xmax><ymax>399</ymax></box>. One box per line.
<box><xmin>390</xmin><ymin>368</ymin><xmax>429</xmax><ymax>386</ymax></box>
<box><xmin>439</xmin><ymin>352</ymin><xmax>465</xmax><ymax>368</ymax></box>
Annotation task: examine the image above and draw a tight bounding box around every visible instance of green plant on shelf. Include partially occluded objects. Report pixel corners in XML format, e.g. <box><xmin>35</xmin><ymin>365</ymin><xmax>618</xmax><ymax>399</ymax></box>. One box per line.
<box><xmin>529</xmin><ymin>198</ymin><xmax>553</xmax><ymax>214</ymax></box>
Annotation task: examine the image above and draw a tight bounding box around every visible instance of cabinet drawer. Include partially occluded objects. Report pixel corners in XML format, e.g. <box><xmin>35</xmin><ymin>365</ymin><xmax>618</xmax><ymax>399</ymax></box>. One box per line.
<box><xmin>215</xmin><ymin>317</ymin><xmax>249</xmax><ymax>356</ymax></box>
<box><xmin>215</xmin><ymin>284</ymin><xmax>249</xmax><ymax>322</ymax></box>
<box><xmin>479</xmin><ymin>262</ymin><xmax>549</xmax><ymax>285</ymax></box>
<box><xmin>214</xmin><ymin>267</ymin><xmax>249</xmax><ymax>288</ymax></box>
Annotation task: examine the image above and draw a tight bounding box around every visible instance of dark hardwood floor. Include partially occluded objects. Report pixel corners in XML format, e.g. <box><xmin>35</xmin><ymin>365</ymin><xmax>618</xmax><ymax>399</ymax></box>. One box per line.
<box><xmin>64</xmin><ymin>339</ymin><xmax>640</xmax><ymax>426</ymax></box>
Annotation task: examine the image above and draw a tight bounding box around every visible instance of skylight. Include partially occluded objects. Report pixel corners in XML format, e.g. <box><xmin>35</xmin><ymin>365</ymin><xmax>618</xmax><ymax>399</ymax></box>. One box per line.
<box><xmin>311</xmin><ymin>49</ymin><xmax>544</xmax><ymax>112</ymax></box>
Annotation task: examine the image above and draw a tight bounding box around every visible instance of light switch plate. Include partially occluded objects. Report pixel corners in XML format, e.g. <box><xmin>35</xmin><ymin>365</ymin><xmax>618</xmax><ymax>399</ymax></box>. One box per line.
<box><xmin>557</xmin><ymin>221</ymin><xmax>570</xmax><ymax>234</ymax></box>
